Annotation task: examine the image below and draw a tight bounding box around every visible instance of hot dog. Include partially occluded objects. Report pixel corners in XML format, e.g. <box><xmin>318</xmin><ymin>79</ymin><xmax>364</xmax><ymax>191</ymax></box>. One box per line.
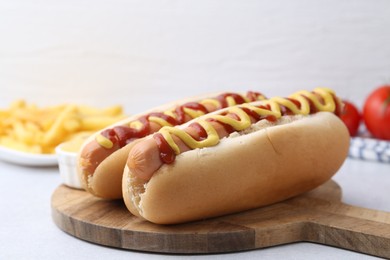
<box><xmin>122</xmin><ymin>88</ymin><xmax>350</xmax><ymax>224</ymax></box>
<box><xmin>77</xmin><ymin>91</ymin><xmax>266</xmax><ymax>199</ymax></box>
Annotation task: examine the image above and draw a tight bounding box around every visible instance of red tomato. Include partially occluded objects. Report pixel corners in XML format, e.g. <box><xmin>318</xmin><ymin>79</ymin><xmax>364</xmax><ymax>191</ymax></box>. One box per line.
<box><xmin>363</xmin><ymin>86</ymin><xmax>390</xmax><ymax>140</ymax></box>
<box><xmin>340</xmin><ymin>100</ymin><xmax>361</xmax><ymax>136</ymax></box>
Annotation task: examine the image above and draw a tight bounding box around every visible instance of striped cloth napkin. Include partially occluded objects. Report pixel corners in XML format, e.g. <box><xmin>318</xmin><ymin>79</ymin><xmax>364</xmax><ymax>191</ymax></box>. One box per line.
<box><xmin>348</xmin><ymin>126</ymin><xmax>390</xmax><ymax>163</ymax></box>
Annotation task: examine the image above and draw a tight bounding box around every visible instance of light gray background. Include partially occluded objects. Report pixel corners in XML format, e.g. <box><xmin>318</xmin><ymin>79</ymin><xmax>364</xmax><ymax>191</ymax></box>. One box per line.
<box><xmin>1</xmin><ymin>0</ymin><xmax>390</xmax><ymax>259</ymax></box>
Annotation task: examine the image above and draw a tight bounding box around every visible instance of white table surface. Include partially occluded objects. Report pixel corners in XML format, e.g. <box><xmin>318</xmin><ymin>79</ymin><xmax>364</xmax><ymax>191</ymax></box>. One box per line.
<box><xmin>0</xmin><ymin>156</ymin><xmax>389</xmax><ymax>260</ymax></box>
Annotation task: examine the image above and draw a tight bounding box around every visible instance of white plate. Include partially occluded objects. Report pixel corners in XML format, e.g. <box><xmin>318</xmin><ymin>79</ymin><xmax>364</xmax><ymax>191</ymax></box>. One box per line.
<box><xmin>0</xmin><ymin>146</ymin><xmax>58</xmax><ymax>166</ymax></box>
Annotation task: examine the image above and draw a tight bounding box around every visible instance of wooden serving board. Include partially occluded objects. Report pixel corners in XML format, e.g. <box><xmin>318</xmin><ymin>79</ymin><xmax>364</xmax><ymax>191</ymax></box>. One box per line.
<box><xmin>51</xmin><ymin>180</ymin><xmax>390</xmax><ymax>257</ymax></box>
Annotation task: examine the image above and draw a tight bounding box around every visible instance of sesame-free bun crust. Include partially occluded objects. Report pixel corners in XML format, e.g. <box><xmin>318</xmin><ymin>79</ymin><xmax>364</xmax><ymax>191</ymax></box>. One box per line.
<box><xmin>123</xmin><ymin>112</ymin><xmax>350</xmax><ymax>224</ymax></box>
<box><xmin>77</xmin><ymin>92</ymin><xmax>228</xmax><ymax>199</ymax></box>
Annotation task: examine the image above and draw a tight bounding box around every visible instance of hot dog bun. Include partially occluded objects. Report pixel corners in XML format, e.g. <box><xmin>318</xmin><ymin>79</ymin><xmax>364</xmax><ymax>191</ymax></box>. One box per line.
<box><xmin>78</xmin><ymin>91</ymin><xmax>265</xmax><ymax>199</ymax></box>
<box><xmin>122</xmin><ymin>112</ymin><xmax>349</xmax><ymax>224</ymax></box>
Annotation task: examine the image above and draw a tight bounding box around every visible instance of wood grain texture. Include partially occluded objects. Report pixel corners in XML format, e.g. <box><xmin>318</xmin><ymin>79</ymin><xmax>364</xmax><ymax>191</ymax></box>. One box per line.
<box><xmin>51</xmin><ymin>180</ymin><xmax>390</xmax><ymax>257</ymax></box>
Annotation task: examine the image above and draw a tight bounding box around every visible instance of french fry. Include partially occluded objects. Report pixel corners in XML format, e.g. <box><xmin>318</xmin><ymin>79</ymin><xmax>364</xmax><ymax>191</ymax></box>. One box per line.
<box><xmin>0</xmin><ymin>100</ymin><xmax>127</xmax><ymax>154</ymax></box>
<box><xmin>12</xmin><ymin>121</ymin><xmax>35</xmax><ymax>144</ymax></box>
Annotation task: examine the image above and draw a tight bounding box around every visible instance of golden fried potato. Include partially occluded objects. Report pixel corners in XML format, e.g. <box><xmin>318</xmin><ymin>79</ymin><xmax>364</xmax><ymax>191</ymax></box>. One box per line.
<box><xmin>0</xmin><ymin>100</ymin><xmax>126</xmax><ymax>154</ymax></box>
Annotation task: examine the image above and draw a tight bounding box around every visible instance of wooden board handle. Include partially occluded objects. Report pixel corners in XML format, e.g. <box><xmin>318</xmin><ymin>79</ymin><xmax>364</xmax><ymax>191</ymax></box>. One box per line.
<box><xmin>304</xmin><ymin>202</ymin><xmax>390</xmax><ymax>258</ymax></box>
<box><xmin>248</xmin><ymin>195</ymin><xmax>390</xmax><ymax>258</ymax></box>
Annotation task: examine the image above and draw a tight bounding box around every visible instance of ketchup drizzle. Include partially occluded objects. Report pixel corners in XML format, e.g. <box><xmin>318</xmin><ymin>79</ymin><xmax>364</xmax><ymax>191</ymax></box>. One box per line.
<box><xmin>241</xmin><ymin>107</ymin><xmax>261</xmax><ymax>121</ymax></box>
<box><xmin>188</xmin><ymin>122</ymin><xmax>208</xmax><ymax>141</ymax></box>
<box><xmin>99</xmin><ymin>128</ymin><xmax>119</xmax><ymax>148</ymax></box>
<box><xmin>99</xmin><ymin>92</ymin><xmax>259</xmax><ymax>149</ymax></box>
<box><xmin>175</xmin><ymin>102</ymin><xmax>208</xmax><ymax>124</ymax></box>
<box><xmin>153</xmin><ymin>133</ymin><xmax>176</xmax><ymax>164</ymax></box>
<box><xmin>216</xmin><ymin>93</ymin><xmax>247</xmax><ymax>108</ymax></box>
<box><xmin>153</xmin><ymin>93</ymin><xmax>340</xmax><ymax>164</ymax></box>
<box><xmin>246</xmin><ymin>91</ymin><xmax>264</xmax><ymax>101</ymax></box>
<box><xmin>100</xmin><ymin>102</ymin><xmax>209</xmax><ymax>149</ymax></box>
<box><xmin>148</xmin><ymin>112</ymin><xmax>178</xmax><ymax>126</ymax></box>
<box><xmin>206</xmin><ymin>118</ymin><xmax>236</xmax><ymax>134</ymax></box>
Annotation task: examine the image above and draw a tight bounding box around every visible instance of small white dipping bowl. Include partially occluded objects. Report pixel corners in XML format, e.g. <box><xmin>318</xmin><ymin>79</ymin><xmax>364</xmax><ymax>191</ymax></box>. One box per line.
<box><xmin>55</xmin><ymin>144</ymin><xmax>83</xmax><ymax>189</ymax></box>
